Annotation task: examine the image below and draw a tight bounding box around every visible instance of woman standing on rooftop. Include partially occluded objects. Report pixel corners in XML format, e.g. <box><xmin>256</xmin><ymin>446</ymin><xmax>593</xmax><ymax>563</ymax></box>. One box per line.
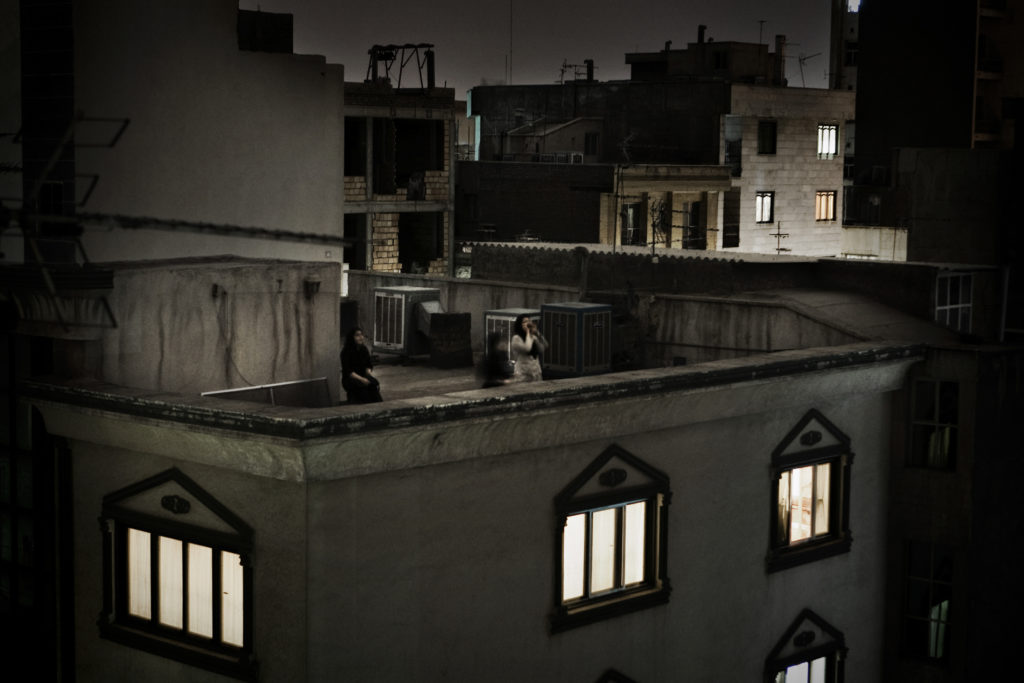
<box><xmin>510</xmin><ymin>314</ymin><xmax>547</xmax><ymax>382</ymax></box>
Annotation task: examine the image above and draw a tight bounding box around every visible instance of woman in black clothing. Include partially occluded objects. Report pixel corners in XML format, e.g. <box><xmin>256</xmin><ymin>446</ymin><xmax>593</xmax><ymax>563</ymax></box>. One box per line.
<box><xmin>341</xmin><ymin>327</ymin><xmax>382</xmax><ymax>403</ymax></box>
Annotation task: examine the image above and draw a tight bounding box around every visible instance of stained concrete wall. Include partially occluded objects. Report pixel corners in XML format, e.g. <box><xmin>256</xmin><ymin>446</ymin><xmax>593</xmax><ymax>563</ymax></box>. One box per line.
<box><xmin>73</xmin><ymin>0</ymin><xmax>346</xmax><ymax>281</ymax></box>
<box><xmin>98</xmin><ymin>258</ymin><xmax>340</xmax><ymax>399</ymax></box>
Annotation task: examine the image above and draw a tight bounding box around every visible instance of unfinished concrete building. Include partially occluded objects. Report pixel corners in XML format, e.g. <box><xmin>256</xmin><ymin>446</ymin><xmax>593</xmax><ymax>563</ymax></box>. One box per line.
<box><xmin>343</xmin><ymin>45</ymin><xmax>456</xmax><ymax>277</ymax></box>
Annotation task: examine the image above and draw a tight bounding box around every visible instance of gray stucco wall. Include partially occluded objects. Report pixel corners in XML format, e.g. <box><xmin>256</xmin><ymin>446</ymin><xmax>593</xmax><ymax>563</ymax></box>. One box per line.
<box><xmin>71</xmin><ymin>442</ymin><xmax>308</xmax><ymax>683</ymax></box>
<box><xmin>73</xmin><ymin>0</ymin><xmax>346</xmax><ymax>279</ymax></box>
<box><xmin>37</xmin><ymin>347</ymin><xmax>916</xmax><ymax>681</ymax></box>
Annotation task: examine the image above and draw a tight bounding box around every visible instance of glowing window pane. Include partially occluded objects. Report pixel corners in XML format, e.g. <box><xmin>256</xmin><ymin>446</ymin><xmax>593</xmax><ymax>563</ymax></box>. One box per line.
<box><xmin>561</xmin><ymin>514</ymin><xmax>585</xmax><ymax>601</ymax></box>
<box><xmin>809</xmin><ymin>656</ymin><xmax>826</xmax><ymax>683</ymax></box>
<box><xmin>221</xmin><ymin>551</ymin><xmax>244</xmax><ymax>647</ymax></box>
<box><xmin>785</xmin><ymin>660</ymin><xmax>809</xmax><ymax>683</ymax></box>
<box><xmin>158</xmin><ymin>536</ymin><xmax>183</xmax><ymax>629</ymax></box>
<box><xmin>188</xmin><ymin>543</ymin><xmax>214</xmax><ymax>638</ymax></box>
<box><xmin>814</xmin><ymin>463</ymin><xmax>831</xmax><ymax>536</ymax></box>
<box><xmin>790</xmin><ymin>465</ymin><xmax>813</xmax><ymax>543</ymax></box>
<box><xmin>623</xmin><ymin>501</ymin><xmax>646</xmax><ymax>585</ymax></box>
<box><xmin>127</xmin><ymin>528</ymin><xmax>151</xmax><ymax>619</ymax></box>
<box><xmin>589</xmin><ymin>508</ymin><xmax>617</xmax><ymax>593</ymax></box>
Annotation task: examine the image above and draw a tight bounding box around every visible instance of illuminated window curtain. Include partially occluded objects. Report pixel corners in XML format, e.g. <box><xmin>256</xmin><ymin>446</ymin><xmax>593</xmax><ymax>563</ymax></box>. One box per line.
<box><xmin>590</xmin><ymin>508</ymin><xmax>617</xmax><ymax>593</ymax></box>
<box><xmin>128</xmin><ymin>528</ymin><xmax>152</xmax><ymax>619</ymax></box>
<box><xmin>756</xmin><ymin>193</ymin><xmax>773</xmax><ymax>222</ymax></box>
<box><xmin>623</xmin><ymin>501</ymin><xmax>646</xmax><ymax>585</ymax></box>
<box><xmin>158</xmin><ymin>536</ymin><xmax>184</xmax><ymax>628</ymax></box>
<box><xmin>814</xmin><ymin>463</ymin><xmax>830</xmax><ymax>536</ymax></box>
<box><xmin>221</xmin><ymin>551</ymin><xmax>245</xmax><ymax>647</ymax></box>
<box><xmin>778</xmin><ymin>656</ymin><xmax>826</xmax><ymax>683</ymax></box>
<box><xmin>188</xmin><ymin>543</ymin><xmax>214</xmax><ymax>638</ymax></box>
<box><xmin>562</xmin><ymin>514</ymin><xmax>585</xmax><ymax>601</ymax></box>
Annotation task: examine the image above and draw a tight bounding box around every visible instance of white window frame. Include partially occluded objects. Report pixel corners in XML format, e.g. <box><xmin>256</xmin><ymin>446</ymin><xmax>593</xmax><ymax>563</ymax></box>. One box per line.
<box><xmin>817</xmin><ymin>124</ymin><xmax>839</xmax><ymax>159</ymax></box>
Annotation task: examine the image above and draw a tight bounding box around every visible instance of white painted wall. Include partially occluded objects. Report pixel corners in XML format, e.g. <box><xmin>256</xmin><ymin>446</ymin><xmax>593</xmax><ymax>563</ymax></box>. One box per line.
<box><xmin>73</xmin><ymin>0</ymin><xmax>346</xmax><ymax>285</ymax></box>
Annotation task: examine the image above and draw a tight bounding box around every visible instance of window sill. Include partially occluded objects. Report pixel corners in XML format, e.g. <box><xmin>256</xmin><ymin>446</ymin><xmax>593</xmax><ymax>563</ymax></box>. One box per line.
<box><xmin>99</xmin><ymin>620</ymin><xmax>257</xmax><ymax>681</ymax></box>
<box><xmin>765</xmin><ymin>534</ymin><xmax>852</xmax><ymax>574</ymax></box>
<box><xmin>550</xmin><ymin>582</ymin><xmax>671</xmax><ymax>633</ymax></box>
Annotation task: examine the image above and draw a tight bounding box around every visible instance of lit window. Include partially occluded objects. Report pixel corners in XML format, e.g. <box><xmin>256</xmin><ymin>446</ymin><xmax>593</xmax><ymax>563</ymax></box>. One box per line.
<box><xmin>766</xmin><ymin>608</ymin><xmax>847</xmax><ymax>683</ymax></box>
<box><xmin>767</xmin><ymin>410</ymin><xmax>853</xmax><ymax>573</ymax></box>
<box><xmin>815</xmin><ymin>191</ymin><xmax>836</xmax><ymax>221</ymax></box>
<box><xmin>756</xmin><ymin>191</ymin><xmax>775</xmax><ymax>223</ymax></box>
<box><xmin>903</xmin><ymin>541</ymin><xmax>953</xmax><ymax>662</ymax></box>
<box><xmin>99</xmin><ymin>469</ymin><xmax>255</xmax><ymax>679</ymax></box>
<box><xmin>758</xmin><ymin>120</ymin><xmax>777</xmax><ymax>155</ymax></box>
<box><xmin>817</xmin><ymin>124</ymin><xmax>839</xmax><ymax>158</ymax></box>
<box><xmin>552</xmin><ymin>444</ymin><xmax>670</xmax><ymax>632</ymax></box>
<box><xmin>934</xmin><ymin>272</ymin><xmax>972</xmax><ymax>332</ymax></box>
<box><xmin>909</xmin><ymin>379</ymin><xmax>958</xmax><ymax>469</ymax></box>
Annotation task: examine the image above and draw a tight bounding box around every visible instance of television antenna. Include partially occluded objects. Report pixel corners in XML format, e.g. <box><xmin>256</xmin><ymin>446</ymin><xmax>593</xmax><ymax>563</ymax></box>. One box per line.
<box><xmin>797</xmin><ymin>52</ymin><xmax>821</xmax><ymax>87</ymax></box>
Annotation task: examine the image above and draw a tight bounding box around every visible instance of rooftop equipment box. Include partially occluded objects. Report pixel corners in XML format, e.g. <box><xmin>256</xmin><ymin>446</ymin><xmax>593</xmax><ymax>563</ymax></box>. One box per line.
<box><xmin>541</xmin><ymin>302</ymin><xmax>612</xmax><ymax>377</ymax></box>
<box><xmin>373</xmin><ymin>286</ymin><xmax>441</xmax><ymax>356</ymax></box>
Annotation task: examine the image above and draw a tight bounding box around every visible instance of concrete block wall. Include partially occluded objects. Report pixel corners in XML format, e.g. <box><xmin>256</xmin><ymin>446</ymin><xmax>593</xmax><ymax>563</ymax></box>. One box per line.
<box><xmin>725</xmin><ymin>86</ymin><xmax>855</xmax><ymax>257</ymax></box>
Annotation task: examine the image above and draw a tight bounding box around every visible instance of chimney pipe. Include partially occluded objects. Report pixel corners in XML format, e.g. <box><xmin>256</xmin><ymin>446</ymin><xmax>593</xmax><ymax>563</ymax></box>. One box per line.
<box><xmin>664</xmin><ymin>40</ymin><xmax>672</xmax><ymax>52</ymax></box>
<box><xmin>584</xmin><ymin>58</ymin><xmax>594</xmax><ymax>82</ymax></box>
<box><xmin>698</xmin><ymin>25</ymin><xmax>706</xmax><ymax>44</ymax></box>
<box><xmin>774</xmin><ymin>34</ymin><xmax>786</xmax><ymax>85</ymax></box>
<box><xmin>426</xmin><ymin>49</ymin><xmax>435</xmax><ymax>88</ymax></box>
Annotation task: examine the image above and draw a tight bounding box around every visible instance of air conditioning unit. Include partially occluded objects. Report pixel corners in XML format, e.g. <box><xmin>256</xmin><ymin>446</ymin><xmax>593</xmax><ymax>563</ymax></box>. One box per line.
<box><xmin>541</xmin><ymin>302</ymin><xmax>612</xmax><ymax>377</ymax></box>
<box><xmin>373</xmin><ymin>286</ymin><xmax>441</xmax><ymax>356</ymax></box>
<box><xmin>570</xmin><ymin>152</ymin><xmax>584</xmax><ymax>164</ymax></box>
<box><xmin>484</xmin><ymin>307</ymin><xmax>542</xmax><ymax>363</ymax></box>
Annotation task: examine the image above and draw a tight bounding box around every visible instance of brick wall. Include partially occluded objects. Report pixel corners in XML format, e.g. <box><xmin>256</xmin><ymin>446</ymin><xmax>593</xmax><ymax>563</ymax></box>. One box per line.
<box><xmin>371</xmin><ymin>213</ymin><xmax>400</xmax><ymax>272</ymax></box>
<box><xmin>344</xmin><ymin>176</ymin><xmax>366</xmax><ymax>201</ymax></box>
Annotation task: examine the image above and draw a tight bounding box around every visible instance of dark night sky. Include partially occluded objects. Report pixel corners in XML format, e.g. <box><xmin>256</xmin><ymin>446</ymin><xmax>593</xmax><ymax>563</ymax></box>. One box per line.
<box><xmin>240</xmin><ymin>0</ymin><xmax>841</xmax><ymax>95</ymax></box>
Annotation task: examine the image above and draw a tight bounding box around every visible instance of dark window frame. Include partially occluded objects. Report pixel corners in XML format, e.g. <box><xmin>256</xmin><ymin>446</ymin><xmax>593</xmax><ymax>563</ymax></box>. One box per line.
<box><xmin>815</xmin><ymin>190</ymin><xmax>837</xmax><ymax>221</ymax></box>
<box><xmin>755</xmin><ymin>191</ymin><xmax>775</xmax><ymax>224</ymax></box>
<box><xmin>766</xmin><ymin>410</ymin><xmax>854</xmax><ymax>573</ymax></box>
<box><xmin>758</xmin><ymin>119</ymin><xmax>777</xmax><ymax>155</ymax></box>
<box><xmin>98</xmin><ymin>469</ymin><xmax>257</xmax><ymax>681</ymax></box>
<box><xmin>901</xmin><ymin>540</ymin><xmax>953</xmax><ymax>663</ymax></box>
<box><xmin>551</xmin><ymin>444</ymin><xmax>671</xmax><ymax>633</ymax></box>
<box><xmin>908</xmin><ymin>379</ymin><xmax>959</xmax><ymax>470</ymax></box>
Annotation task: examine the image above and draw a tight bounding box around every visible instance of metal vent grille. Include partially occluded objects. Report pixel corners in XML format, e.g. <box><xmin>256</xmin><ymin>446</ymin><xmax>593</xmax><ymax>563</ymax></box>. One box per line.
<box><xmin>581</xmin><ymin>311</ymin><xmax>611</xmax><ymax>373</ymax></box>
<box><xmin>374</xmin><ymin>292</ymin><xmax>405</xmax><ymax>350</ymax></box>
<box><xmin>544</xmin><ymin>310</ymin><xmax>577</xmax><ymax>371</ymax></box>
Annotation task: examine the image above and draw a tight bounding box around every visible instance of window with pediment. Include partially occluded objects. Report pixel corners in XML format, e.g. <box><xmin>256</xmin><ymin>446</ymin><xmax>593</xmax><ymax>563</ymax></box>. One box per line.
<box><xmin>98</xmin><ymin>468</ymin><xmax>256</xmax><ymax>680</ymax></box>
<box><xmin>551</xmin><ymin>444</ymin><xmax>671</xmax><ymax>632</ymax></box>
<box><xmin>765</xmin><ymin>608</ymin><xmax>847</xmax><ymax>682</ymax></box>
<box><xmin>767</xmin><ymin>410</ymin><xmax>853</xmax><ymax>573</ymax></box>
